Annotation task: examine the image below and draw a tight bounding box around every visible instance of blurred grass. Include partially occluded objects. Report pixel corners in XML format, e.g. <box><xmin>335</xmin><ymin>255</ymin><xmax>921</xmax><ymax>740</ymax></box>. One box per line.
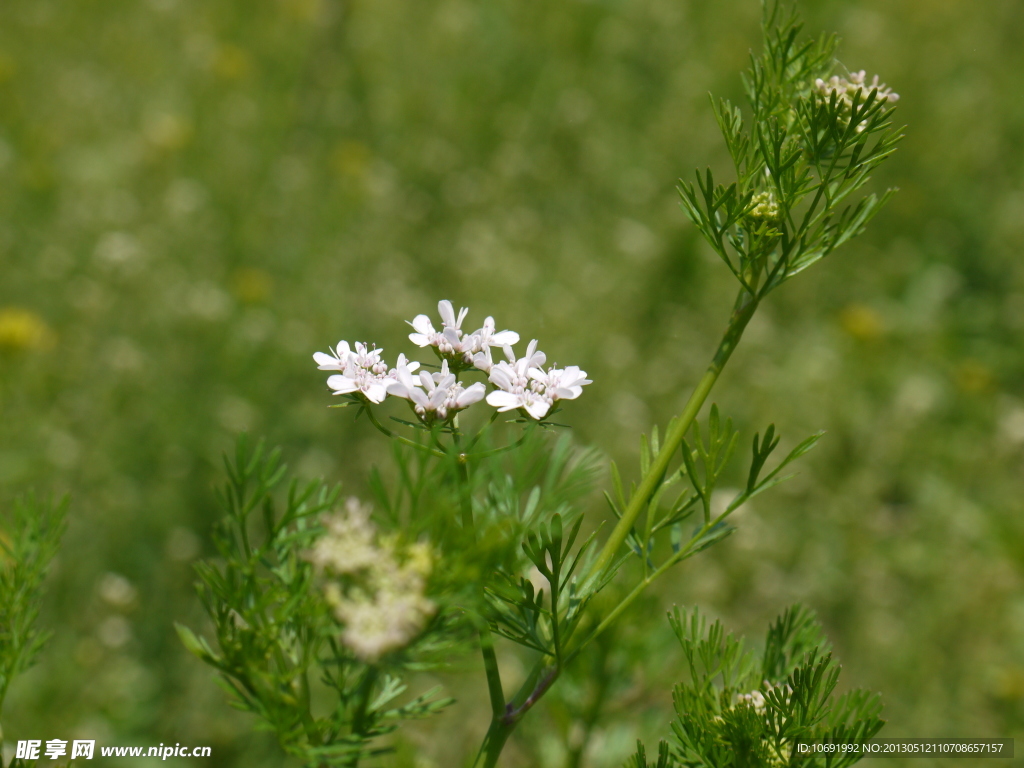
<box><xmin>1</xmin><ymin>0</ymin><xmax>1023</xmax><ymax>765</ymax></box>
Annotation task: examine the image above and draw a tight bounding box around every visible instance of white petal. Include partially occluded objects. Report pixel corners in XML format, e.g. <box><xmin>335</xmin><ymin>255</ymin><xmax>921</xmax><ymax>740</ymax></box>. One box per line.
<box><xmin>396</xmin><ymin>365</ymin><xmax>417</xmax><ymax>390</ymax></box>
<box><xmin>525</xmin><ymin>398</ymin><xmax>551</xmax><ymax>420</ymax></box>
<box><xmin>473</xmin><ymin>348</ymin><xmax>493</xmax><ymax>373</ymax></box>
<box><xmin>408</xmin><ymin>333</ymin><xmax>432</xmax><ymax>347</ymax></box>
<box><xmin>443</xmin><ymin>326</ymin><xmax>463</xmax><ymax>348</ymax></box>
<box><xmin>438</xmin><ymin>300</ymin><xmax>456</xmax><ymax>327</ymax></box>
<box><xmin>486</xmin><ymin>391</ymin><xmax>523</xmax><ymax>411</ymax></box>
<box><xmin>428</xmin><ymin>386</ymin><xmax>448</xmax><ymax>409</ymax></box>
<box><xmin>527</xmin><ymin>366</ymin><xmax>549</xmax><ymax>383</ymax></box>
<box><xmin>387</xmin><ymin>382</ymin><xmax>412</xmax><ymax>399</ymax></box>
<box><xmin>396</xmin><ymin>354</ymin><xmax>421</xmax><ymax>374</ymax></box>
<box><xmin>491</xmin><ymin>330</ymin><xmax>520</xmax><ymax>345</ymax></box>
<box><xmin>411</xmin><ymin>315</ymin><xmax>435</xmax><ymax>335</ymax></box>
<box><xmin>456</xmin><ymin>382</ymin><xmax>486</xmax><ymax>407</ymax></box>
<box><xmin>455</xmin><ymin>306</ymin><xmax>469</xmax><ymax>328</ymax></box>
<box><xmin>363</xmin><ymin>383</ymin><xmax>388</xmax><ymax>404</ymax></box>
<box><xmin>335</xmin><ymin>341</ymin><xmax>351</xmax><ymax>356</ymax></box>
<box><xmin>314</xmin><ymin>352</ymin><xmax>343</xmax><ymax>370</ymax></box>
<box><xmin>489</xmin><ymin>367</ymin><xmax>514</xmax><ymax>391</ymax></box>
<box><xmin>326</xmin><ymin>375</ymin><xmax>358</xmax><ymax>394</ymax></box>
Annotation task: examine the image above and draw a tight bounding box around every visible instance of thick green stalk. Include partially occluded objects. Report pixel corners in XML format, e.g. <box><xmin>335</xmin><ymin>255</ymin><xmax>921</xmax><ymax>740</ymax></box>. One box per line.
<box><xmin>587</xmin><ymin>289</ymin><xmax>759</xmax><ymax>580</ymax></box>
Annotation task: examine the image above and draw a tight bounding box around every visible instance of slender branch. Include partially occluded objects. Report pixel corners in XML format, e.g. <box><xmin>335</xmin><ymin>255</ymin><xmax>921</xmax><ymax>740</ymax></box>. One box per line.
<box><xmin>363</xmin><ymin>407</ymin><xmax>445</xmax><ymax>457</ymax></box>
<box><xmin>587</xmin><ymin>288</ymin><xmax>759</xmax><ymax>580</ymax></box>
<box><xmin>468</xmin><ymin>410</ymin><xmax>501</xmax><ymax>450</ymax></box>
<box><xmin>565</xmin><ymin>638</ymin><xmax>613</xmax><ymax>768</ymax></box>
<box><xmin>346</xmin><ymin>666</ymin><xmax>379</xmax><ymax>768</ymax></box>
<box><xmin>478</xmin><ymin>621</ymin><xmax>506</xmax><ymax>719</ymax></box>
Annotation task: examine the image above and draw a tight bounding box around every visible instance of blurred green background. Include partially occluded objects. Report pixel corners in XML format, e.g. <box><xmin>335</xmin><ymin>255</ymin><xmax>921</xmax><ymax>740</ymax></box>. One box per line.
<box><xmin>2</xmin><ymin>0</ymin><xmax>1023</xmax><ymax>765</ymax></box>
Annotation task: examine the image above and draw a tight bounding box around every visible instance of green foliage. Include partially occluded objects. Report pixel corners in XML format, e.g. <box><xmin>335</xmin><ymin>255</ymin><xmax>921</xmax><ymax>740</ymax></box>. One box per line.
<box><xmin>0</xmin><ymin>494</ymin><xmax>66</xmax><ymax>715</ymax></box>
<box><xmin>179</xmin><ymin>436</ymin><xmax>451</xmax><ymax>767</ymax></box>
<box><xmin>0</xmin><ymin>494</ymin><xmax>66</xmax><ymax>768</ymax></box>
<box><xmin>679</xmin><ymin>1</ymin><xmax>902</xmax><ymax>300</ymax></box>
<box><xmin>629</xmin><ymin>606</ymin><xmax>883</xmax><ymax>768</ymax></box>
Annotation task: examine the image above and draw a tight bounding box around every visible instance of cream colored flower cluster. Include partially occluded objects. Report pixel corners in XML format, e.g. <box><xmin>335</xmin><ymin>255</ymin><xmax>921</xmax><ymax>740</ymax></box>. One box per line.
<box><xmin>747</xmin><ymin>191</ymin><xmax>781</xmax><ymax>223</ymax></box>
<box><xmin>306</xmin><ymin>498</ymin><xmax>434</xmax><ymax>661</ymax></box>
<box><xmin>813</xmin><ymin>70</ymin><xmax>899</xmax><ymax>132</ymax></box>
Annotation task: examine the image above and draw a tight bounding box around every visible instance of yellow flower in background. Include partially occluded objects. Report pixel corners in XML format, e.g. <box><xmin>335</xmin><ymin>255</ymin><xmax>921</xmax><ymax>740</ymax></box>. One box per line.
<box><xmin>0</xmin><ymin>307</ymin><xmax>54</xmax><ymax>352</ymax></box>
<box><xmin>230</xmin><ymin>267</ymin><xmax>273</xmax><ymax>304</ymax></box>
<box><xmin>214</xmin><ymin>44</ymin><xmax>252</xmax><ymax>80</ymax></box>
<box><xmin>331</xmin><ymin>140</ymin><xmax>370</xmax><ymax>179</ymax></box>
<box><xmin>955</xmin><ymin>359</ymin><xmax>995</xmax><ymax>394</ymax></box>
<box><xmin>279</xmin><ymin>0</ymin><xmax>323</xmax><ymax>22</ymax></box>
<box><xmin>143</xmin><ymin>112</ymin><xmax>193</xmax><ymax>152</ymax></box>
<box><xmin>839</xmin><ymin>303</ymin><xmax>884</xmax><ymax>341</ymax></box>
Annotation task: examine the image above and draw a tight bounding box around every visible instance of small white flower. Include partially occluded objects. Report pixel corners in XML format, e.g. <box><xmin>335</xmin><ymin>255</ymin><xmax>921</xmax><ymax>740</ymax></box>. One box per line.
<box><xmin>528</xmin><ymin>365</ymin><xmax>591</xmax><ymax>402</ymax></box>
<box><xmin>487</xmin><ymin>340</ymin><xmax>547</xmax><ymax>395</ymax></box>
<box><xmin>315</xmin><ymin>341</ymin><xmax>419</xmax><ymax>405</ymax></box>
<box><xmin>466</xmin><ymin>316</ymin><xmax>520</xmax><ymax>357</ymax></box>
<box><xmin>408</xmin><ymin>300</ymin><xmax>519</xmax><ymax>369</ymax></box>
<box><xmin>388</xmin><ymin>359</ymin><xmax>485</xmax><ymax>424</ymax></box>
<box><xmin>487</xmin><ymin>342</ymin><xmax>590</xmax><ymax>420</ymax></box>
<box><xmin>313</xmin><ymin>340</ymin><xmax>353</xmax><ymax>371</ymax></box>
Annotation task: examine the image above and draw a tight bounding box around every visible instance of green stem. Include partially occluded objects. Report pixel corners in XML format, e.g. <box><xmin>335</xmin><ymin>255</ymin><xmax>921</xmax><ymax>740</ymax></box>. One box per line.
<box><xmin>568</xmin><ymin>488</ymin><xmax>755</xmax><ymax>662</ymax></box>
<box><xmin>479</xmin><ymin>628</ymin><xmax>506</xmax><ymax>719</ymax></box>
<box><xmin>477</xmin><ymin>666</ymin><xmax>560</xmax><ymax>768</ymax></box>
<box><xmin>468</xmin><ymin>410</ymin><xmax>501</xmax><ymax>450</ymax></box>
<box><xmin>452</xmin><ymin>429</ymin><xmax>475</xmax><ymax>533</ymax></box>
<box><xmin>364</xmin><ymin>407</ymin><xmax>445</xmax><ymax>457</ymax></box>
<box><xmin>346</xmin><ymin>666</ymin><xmax>379</xmax><ymax>768</ymax></box>
<box><xmin>587</xmin><ymin>288</ymin><xmax>759</xmax><ymax>580</ymax></box>
<box><xmin>565</xmin><ymin>637</ymin><xmax>613</xmax><ymax>768</ymax></box>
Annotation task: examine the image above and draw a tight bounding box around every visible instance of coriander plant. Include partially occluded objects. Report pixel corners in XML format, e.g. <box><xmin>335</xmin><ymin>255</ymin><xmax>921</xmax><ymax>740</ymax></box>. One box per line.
<box><xmin>181</xmin><ymin>2</ymin><xmax>902</xmax><ymax>765</ymax></box>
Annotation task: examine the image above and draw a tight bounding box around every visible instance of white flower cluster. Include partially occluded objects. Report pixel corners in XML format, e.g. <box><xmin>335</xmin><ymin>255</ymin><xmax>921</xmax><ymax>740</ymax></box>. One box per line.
<box><xmin>814</xmin><ymin>70</ymin><xmax>899</xmax><ymax>132</ymax></box>
<box><xmin>313</xmin><ymin>341</ymin><xmax>419</xmax><ymax>405</ymax></box>
<box><xmin>314</xmin><ymin>300</ymin><xmax>591</xmax><ymax>423</ymax></box>
<box><xmin>408</xmin><ymin>300</ymin><xmax>519</xmax><ymax>370</ymax></box>
<box><xmin>306</xmin><ymin>497</ymin><xmax>434</xmax><ymax>661</ymax></box>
